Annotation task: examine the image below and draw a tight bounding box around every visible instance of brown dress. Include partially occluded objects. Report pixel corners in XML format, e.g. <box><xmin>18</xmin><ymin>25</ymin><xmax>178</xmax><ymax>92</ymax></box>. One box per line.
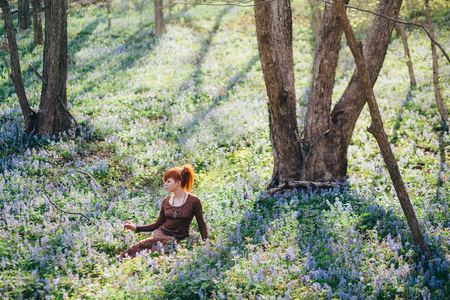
<box><xmin>118</xmin><ymin>193</ymin><xmax>208</xmax><ymax>259</ymax></box>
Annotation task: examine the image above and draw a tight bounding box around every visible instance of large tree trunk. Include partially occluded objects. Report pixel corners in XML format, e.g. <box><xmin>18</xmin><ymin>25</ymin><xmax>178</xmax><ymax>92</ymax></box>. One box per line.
<box><xmin>335</xmin><ymin>0</ymin><xmax>430</xmax><ymax>256</ymax></box>
<box><xmin>254</xmin><ymin>0</ymin><xmax>302</xmax><ymax>186</ymax></box>
<box><xmin>154</xmin><ymin>0</ymin><xmax>165</xmax><ymax>36</ymax></box>
<box><xmin>304</xmin><ymin>0</ymin><xmax>403</xmax><ymax>182</ymax></box>
<box><xmin>304</xmin><ymin>3</ymin><xmax>343</xmax><ymax>181</ymax></box>
<box><xmin>36</xmin><ymin>0</ymin><xmax>71</xmax><ymax>135</ymax></box>
<box><xmin>395</xmin><ymin>22</ymin><xmax>416</xmax><ymax>87</ymax></box>
<box><xmin>18</xmin><ymin>0</ymin><xmax>32</xmax><ymax>29</ymax></box>
<box><xmin>31</xmin><ymin>0</ymin><xmax>43</xmax><ymax>44</ymax></box>
<box><xmin>0</xmin><ymin>0</ymin><xmax>37</xmax><ymax>131</ymax></box>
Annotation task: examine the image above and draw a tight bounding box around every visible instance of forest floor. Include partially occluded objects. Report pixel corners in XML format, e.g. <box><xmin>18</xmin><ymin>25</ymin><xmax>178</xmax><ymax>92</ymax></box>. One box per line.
<box><xmin>0</xmin><ymin>0</ymin><xmax>449</xmax><ymax>298</ymax></box>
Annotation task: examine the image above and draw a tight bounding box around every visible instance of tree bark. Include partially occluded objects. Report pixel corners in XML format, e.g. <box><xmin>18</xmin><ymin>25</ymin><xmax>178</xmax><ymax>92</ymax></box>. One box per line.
<box><xmin>303</xmin><ymin>0</ymin><xmax>402</xmax><ymax>182</ymax></box>
<box><xmin>424</xmin><ymin>0</ymin><xmax>448</xmax><ymax>122</ymax></box>
<box><xmin>31</xmin><ymin>0</ymin><xmax>43</xmax><ymax>44</ymax></box>
<box><xmin>154</xmin><ymin>0</ymin><xmax>166</xmax><ymax>36</ymax></box>
<box><xmin>304</xmin><ymin>3</ymin><xmax>343</xmax><ymax>181</ymax></box>
<box><xmin>335</xmin><ymin>0</ymin><xmax>430</xmax><ymax>256</ymax></box>
<box><xmin>254</xmin><ymin>0</ymin><xmax>302</xmax><ymax>186</ymax></box>
<box><xmin>18</xmin><ymin>0</ymin><xmax>32</xmax><ymax>29</ymax></box>
<box><xmin>0</xmin><ymin>0</ymin><xmax>37</xmax><ymax>131</ymax></box>
<box><xmin>36</xmin><ymin>0</ymin><xmax>71</xmax><ymax>135</ymax></box>
<box><xmin>169</xmin><ymin>0</ymin><xmax>173</xmax><ymax>22</ymax></box>
<box><xmin>395</xmin><ymin>22</ymin><xmax>416</xmax><ymax>87</ymax></box>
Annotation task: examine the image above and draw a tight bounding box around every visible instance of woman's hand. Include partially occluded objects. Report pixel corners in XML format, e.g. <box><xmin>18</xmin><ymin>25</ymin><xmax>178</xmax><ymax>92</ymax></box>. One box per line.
<box><xmin>123</xmin><ymin>220</ymin><xmax>137</xmax><ymax>232</ymax></box>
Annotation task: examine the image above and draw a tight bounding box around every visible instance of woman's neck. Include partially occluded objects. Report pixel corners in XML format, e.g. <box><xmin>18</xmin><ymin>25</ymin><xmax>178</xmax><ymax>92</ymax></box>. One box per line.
<box><xmin>173</xmin><ymin>187</ymin><xmax>186</xmax><ymax>199</ymax></box>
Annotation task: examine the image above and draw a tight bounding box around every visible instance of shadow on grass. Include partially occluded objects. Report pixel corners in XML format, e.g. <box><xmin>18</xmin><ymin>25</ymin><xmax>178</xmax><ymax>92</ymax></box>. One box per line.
<box><xmin>68</xmin><ymin>21</ymin><xmax>158</xmax><ymax>99</ymax></box>
<box><xmin>157</xmin><ymin>184</ymin><xmax>449</xmax><ymax>299</ymax></box>
<box><xmin>178</xmin><ymin>7</ymin><xmax>231</xmax><ymax>95</ymax></box>
<box><xmin>176</xmin><ymin>54</ymin><xmax>259</xmax><ymax>143</ymax></box>
<box><xmin>391</xmin><ymin>86</ymin><xmax>415</xmax><ymax>144</ymax></box>
<box><xmin>69</xmin><ymin>16</ymin><xmax>103</xmax><ymax>56</ymax></box>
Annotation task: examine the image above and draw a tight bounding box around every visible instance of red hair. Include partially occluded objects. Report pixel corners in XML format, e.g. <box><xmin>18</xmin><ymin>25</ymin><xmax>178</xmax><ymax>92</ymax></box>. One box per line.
<box><xmin>163</xmin><ymin>164</ymin><xmax>195</xmax><ymax>192</ymax></box>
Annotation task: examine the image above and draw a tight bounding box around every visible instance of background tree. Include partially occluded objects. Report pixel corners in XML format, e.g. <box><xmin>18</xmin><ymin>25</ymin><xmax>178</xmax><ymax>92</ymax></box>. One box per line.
<box><xmin>395</xmin><ymin>22</ymin><xmax>416</xmax><ymax>87</ymax></box>
<box><xmin>31</xmin><ymin>0</ymin><xmax>43</xmax><ymax>44</ymax></box>
<box><xmin>18</xmin><ymin>0</ymin><xmax>31</xmax><ymax>29</ymax></box>
<box><xmin>308</xmin><ymin>0</ymin><xmax>322</xmax><ymax>43</ymax></box>
<box><xmin>1</xmin><ymin>0</ymin><xmax>72</xmax><ymax>135</ymax></box>
<box><xmin>424</xmin><ymin>0</ymin><xmax>448</xmax><ymax>195</ymax></box>
<box><xmin>154</xmin><ymin>0</ymin><xmax>165</xmax><ymax>35</ymax></box>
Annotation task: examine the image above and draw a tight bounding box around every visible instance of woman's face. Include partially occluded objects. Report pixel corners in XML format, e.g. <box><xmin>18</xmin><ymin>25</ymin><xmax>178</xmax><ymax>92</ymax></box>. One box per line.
<box><xmin>164</xmin><ymin>177</ymin><xmax>181</xmax><ymax>193</ymax></box>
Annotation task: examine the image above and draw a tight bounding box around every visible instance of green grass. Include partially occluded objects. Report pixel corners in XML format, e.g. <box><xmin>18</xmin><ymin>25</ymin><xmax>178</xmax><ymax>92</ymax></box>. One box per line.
<box><xmin>0</xmin><ymin>0</ymin><xmax>449</xmax><ymax>299</ymax></box>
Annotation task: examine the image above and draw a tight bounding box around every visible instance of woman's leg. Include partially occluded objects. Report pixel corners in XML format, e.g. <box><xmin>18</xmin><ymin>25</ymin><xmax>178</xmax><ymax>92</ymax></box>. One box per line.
<box><xmin>117</xmin><ymin>228</ymin><xmax>176</xmax><ymax>260</ymax></box>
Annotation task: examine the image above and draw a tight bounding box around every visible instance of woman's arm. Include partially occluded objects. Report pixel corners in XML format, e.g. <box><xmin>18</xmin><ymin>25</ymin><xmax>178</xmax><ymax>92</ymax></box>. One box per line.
<box><xmin>136</xmin><ymin>198</ymin><xmax>167</xmax><ymax>232</ymax></box>
<box><xmin>194</xmin><ymin>199</ymin><xmax>208</xmax><ymax>240</ymax></box>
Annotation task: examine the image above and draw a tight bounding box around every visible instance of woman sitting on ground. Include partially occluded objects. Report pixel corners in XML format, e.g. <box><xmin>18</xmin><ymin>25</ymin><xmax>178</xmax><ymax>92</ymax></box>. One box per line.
<box><xmin>117</xmin><ymin>164</ymin><xmax>208</xmax><ymax>260</ymax></box>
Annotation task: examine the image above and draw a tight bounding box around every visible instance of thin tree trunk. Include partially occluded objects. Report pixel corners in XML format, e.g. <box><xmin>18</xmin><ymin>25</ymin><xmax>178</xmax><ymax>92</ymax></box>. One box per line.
<box><xmin>18</xmin><ymin>0</ymin><xmax>32</xmax><ymax>29</ymax></box>
<box><xmin>424</xmin><ymin>0</ymin><xmax>448</xmax><ymax>194</ymax></box>
<box><xmin>31</xmin><ymin>0</ymin><xmax>43</xmax><ymax>45</ymax></box>
<box><xmin>424</xmin><ymin>0</ymin><xmax>448</xmax><ymax>122</ymax></box>
<box><xmin>169</xmin><ymin>0</ymin><xmax>173</xmax><ymax>22</ymax></box>
<box><xmin>303</xmin><ymin>0</ymin><xmax>402</xmax><ymax>182</ymax></box>
<box><xmin>184</xmin><ymin>0</ymin><xmax>187</xmax><ymax>13</ymax></box>
<box><xmin>335</xmin><ymin>0</ymin><xmax>430</xmax><ymax>256</ymax></box>
<box><xmin>254</xmin><ymin>0</ymin><xmax>302</xmax><ymax>186</ymax></box>
<box><xmin>154</xmin><ymin>0</ymin><xmax>166</xmax><ymax>36</ymax></box>
<box><xmin>395</xmin><ymin>22</ymin><xmax>416</xmax><ymax>86</ymax></box>
<box><xmin>107</xmin><ymin>0</ymin><xmax>111</xmax><ymax>28</ymax></box>
<box><xmin>0</xmin><ymin>0</ymin><xmax>37</xmax><ymax>131</ymax></box>
<box><xmin>37</xmin><ymin>0</ymin><xmax>71</xmax><ymax>135</ymax></box>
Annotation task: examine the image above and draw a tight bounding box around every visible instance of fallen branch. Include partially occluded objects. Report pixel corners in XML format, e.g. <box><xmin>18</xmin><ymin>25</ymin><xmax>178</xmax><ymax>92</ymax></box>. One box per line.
<box><xmin>76</xmin><ymin>169</ymin><xmax>109</xmax><ymax>208</ymax></box>
<box><xmin>266</xmin><ymin>180</ymin><xmax>337</xmax><ymax>196</ymax></box>
<box><xmin>320</xmin><ymin>0</ymin><xmax>450</xmax><ymax>63</ymax></box>
<box><xmin>40</xmin><ymin>189</ymin><xmax>92</xmax><ymax>222</ymax></box>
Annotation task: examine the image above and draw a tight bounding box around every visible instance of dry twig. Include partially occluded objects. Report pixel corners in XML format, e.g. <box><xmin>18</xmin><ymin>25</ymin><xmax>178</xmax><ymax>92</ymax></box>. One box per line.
<box><xmin>266</xmin><ymin>180</ymin><xmax>337</xmax><ymax>196</ymax></box>
<box><xmin>40</xmin><ymin>189</ymin><xmax>92</xmax><ymax>222</ymax></box>
<box><xmin>76</xmin><ymin>169</ymin><xmax>109</xmax><ymax>208</ymax></box>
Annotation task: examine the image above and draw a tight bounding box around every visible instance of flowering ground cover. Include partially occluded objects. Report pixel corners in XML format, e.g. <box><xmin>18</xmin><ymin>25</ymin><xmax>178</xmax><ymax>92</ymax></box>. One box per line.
<box><xmin>0</xmin><ymin>1</ymin><xmax>449</xmax><ymax>298</ymax></box>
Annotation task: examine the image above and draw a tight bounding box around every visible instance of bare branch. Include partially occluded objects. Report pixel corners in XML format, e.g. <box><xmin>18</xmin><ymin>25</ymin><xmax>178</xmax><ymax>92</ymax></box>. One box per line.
<box><xmin>40</xmin><ymin>189</ymin><xmax>92</xmax><ymax>222</ymax></box>
<box><xmin>174</xmin><ymin>0</ymin><xmax>273</xmax><ymax>7</ymax></box>
<box><xmin>28</xmin><ymin>64</ymin><xmax>47</xmax><ymax>84</ymax></box>
<box><xmin>319</xmin><ymin>0</ymin><xmax>450</xmax><ymax>63</ymax></box>
<box><xmin>76</xmin><ymin>169</ymin><xmax>109</xmax><ymax>208</ymax></box>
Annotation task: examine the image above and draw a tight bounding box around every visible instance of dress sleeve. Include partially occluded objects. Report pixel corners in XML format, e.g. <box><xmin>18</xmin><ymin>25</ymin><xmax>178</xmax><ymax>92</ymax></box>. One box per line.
<box><xmin>194</xmin><ymin>198</ymin><xmax>208</xmax><ymax>240</ymax></box>
<box><xmin>136</xmin><ymin>198</ymin><xmax>167</xmax><ymax>232</ymax></box>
